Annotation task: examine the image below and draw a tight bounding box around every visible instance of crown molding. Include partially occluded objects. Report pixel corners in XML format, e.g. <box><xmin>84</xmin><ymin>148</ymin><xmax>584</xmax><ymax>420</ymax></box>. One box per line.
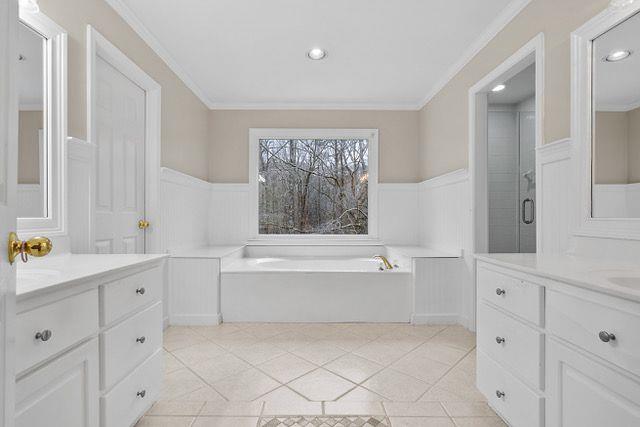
<box><xmin>209</xmin><ymin>101</ymin><xmax>422</xmax><ymax>111</ymax></box>
<box><xmin>596</xmin><ymin>98</ymin><xmax>640</xmax><ymax>112</ymax></box>
<box><xmin>104</xmin><ymin>0</ymin><xmax>216</xmax><ymax>109</ymax></box>
<box><xmin>418</xmin><ymin>0</ymin><xmax>533</xmax><ymax>110</ymax></box>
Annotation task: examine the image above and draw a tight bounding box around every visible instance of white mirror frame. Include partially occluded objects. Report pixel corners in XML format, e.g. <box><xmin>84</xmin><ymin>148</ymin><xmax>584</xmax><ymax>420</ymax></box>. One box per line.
<box><xmin>572</xmin><ymin>1</ymin><xmax>640</xmax><ymax>240</ymax></box>
<box><xmin>17</xmin><ymin>8</ymin><xmax>67</xmax><ymax>238</ymax></box>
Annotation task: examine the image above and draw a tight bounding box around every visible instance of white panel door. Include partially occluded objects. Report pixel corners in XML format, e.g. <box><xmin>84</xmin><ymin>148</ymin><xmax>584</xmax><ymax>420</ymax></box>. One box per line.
<box><xmin>94</xmin><ymin>56</ymin><xmax>145</xmax><ymax>254</ymax></box>
<box><xmin>0</xmin><ymin>1</ymin><xmax>18</xmax><ymax>425</ymax></box>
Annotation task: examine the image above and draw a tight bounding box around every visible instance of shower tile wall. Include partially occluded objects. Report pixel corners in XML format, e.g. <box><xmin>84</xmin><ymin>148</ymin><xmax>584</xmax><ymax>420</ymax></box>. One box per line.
<box><xmin>488</xmin><ymin>110</ymin><xmax>519</xmax><ymax>253</ymax></box>
<box><xmin>518</xmin><ymin>110</ymin><xmax>536</xmax><ymax>253</ymax></box>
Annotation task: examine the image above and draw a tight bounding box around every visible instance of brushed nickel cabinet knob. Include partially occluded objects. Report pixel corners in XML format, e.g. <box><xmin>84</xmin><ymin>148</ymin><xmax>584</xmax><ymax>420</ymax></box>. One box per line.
<box><xmin>137</xmin><ymin>390</ymin><xmax>146</xmax><ymax>398</ymax></box>
<box><xmin>496</xmin><ymin>336</ymin><xmax>506</xmax><ymax>344</ymax></box>
<box><xmin>599</xmin><ymin>331</ymin><xmax>616</xmax><ymax>342</ymax></box>
<box><xmin>136</xmin><ymin>287</ymin><xmax>146</xmax><ymax>295</ymax></box>
<box><xmin>35</xmin><ymin>330</ymin><xmax>52</xmax><ymax>342</ymax></box>
<box><xmin>496</xmin><ymin>390</ymin><xmax>505</xmax><ymax>398</ymax></box>
<box><xmin>496</xmin><ymin>288</ymin><xmax>506</xmax><ymax>296</ymax></box>
<box><xmin>136</xmin><ymin>336</ymin><xmax>146</xmax><ymax>344</ymax></box>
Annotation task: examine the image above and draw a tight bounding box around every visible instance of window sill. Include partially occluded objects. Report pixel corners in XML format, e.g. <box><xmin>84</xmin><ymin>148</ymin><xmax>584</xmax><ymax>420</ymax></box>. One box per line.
<box><xmin>246</xmin><ymin>238</ymin><xmax>383</xmax><ymax>246</ymax></box>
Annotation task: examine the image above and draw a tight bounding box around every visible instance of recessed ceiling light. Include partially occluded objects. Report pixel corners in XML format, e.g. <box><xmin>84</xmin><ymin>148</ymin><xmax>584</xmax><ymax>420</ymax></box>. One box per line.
<box><xmin>307</xmin><ymin>48</ymin><xmax>327</xmax><ymax>60</ymax></box>
<box><xmin>492</xmin><ymin>84</ymin><xmax>506</xmax><ymax>92</ymax></box>
<box><xmin>604</xmin><ymin>50</ymin><xmax>632</xmax><ymax>62</ymax></box>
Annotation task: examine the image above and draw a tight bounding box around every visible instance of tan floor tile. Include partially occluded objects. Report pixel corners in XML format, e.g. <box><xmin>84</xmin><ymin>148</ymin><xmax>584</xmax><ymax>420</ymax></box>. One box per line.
<box><xmin>318</xmin><ymin>331</ymin><xmax>372</xmax><ymax>352</ymax></box>
<box><xmin>391</xmin><ymin>351</ymin><xmax>452</xmax><ymax>383</ymax></box>
<box><xmin>352</xmin><ymin>341</ymin><xmax>411</xmax><ymax>366</ymax></box>
<box><xmin>172</xmin><ymin>342</ymin><xmax>227</xmax><ymax>367</ymax></box>
<box><xmin>161</xmin><ymin>368</ymin><xmax>208</xmax><ymax>401</ymax></box>
<box><xmin>189</xmin><ymin>324</ymin><xmax>242</xmax><ymax>340</ymax></box>
<box><xmin>324</xmin><ymin>353</ymin><xmax>383</xmax><ymax>384</ymax></box>
<box><xmin>452</xmin><ymin>417</ymin><xmax>507</xmax><ymax>427</ymax></box>
<box><xmin>231</xmin><ymin>341</ymin><xmax>287</xmax><ymax>365</ymax></box>
<box><xmin>243</xmin><ymin>323</ymin><xmax>295</xmax><ymax>339</ymax></box>
<box><xmin>148</xmin><ymin>401</ymin><xmax>205</xmax><ymax>416</ymax></box>
<box><xmin>208</xmin><ymin>331</ymin><xmax>261</xmax><ymax>351</ymax></box>
<box><xmin>192</xmin><ymin>417</ymin><xmax>259</xmax><ymax>427</ymax></box>
<box><xmin>455</xmin><ymin>350</ymin><xmax>477</xmax><ymax>375</ymax></box>
<box><xmin>288</xmin><ymin>369</ymin><xmax>356</xmax><ymax>401</ymax></box>
<box><xmin>190</xmin><ymin>353</ymin><xmax>251</xmax><ymax>384</ymax></box>
<box><xmin>375</xmin><ymin>332</ymin><xmax>426</xmax><ymax>352</ymax></box>
<box><xmin>361</xmin><ymin>369</ymin><xmax>430</xmax><ymax>402</ymax></box>
<box><xmin>212</xmin><ymin>368</ymin><xmax>281</xmax><ymax>401</ymax></box>
<box><xmin>432</xmin><ymin>368</ymin><xmax>486</xmax><ymax>401</ymax></box>
<box><xmin>337</xmin><ymin>386</ymin><xmax>388</xmax><ymax>402</ymax></box>
<box><xmin>257</xmin><ymin>353</ymin><xmax>316</xmax><ymax>383</ymax></box>
<box><xmin>383</xmin><ymin>401</ymin><xmax>447</xmax><ymax>417</ymax></box>
<box><xmin>395</xmin><ymin>325</ymin><xmax>447</xmax><ymax>339</ymax></box>
<box><xmin>389</xmin><ymin>417</ymin><xmax>454</xmax><ymax>427</ymax></box>
<box><xmin>420</xmin><ymin>386</ymin><xmax>476</xmax><ymax>402</ymax></box>
<box><xmin>431</xmin><ymin>326</ymin><xmax>476</xmax><ymax>351</ymax></box>
<box><xmin>411</xmin><ymin>343</ymin><xmax>468</xmax><ymax>366</ymax></box>
<box><xmin>135</xmin><ymin>416</ymin><xmax>196</xmax><ymax>427</ymax></box>
<box><xmin>164</xmin><ymin>350</ymin><xmax>185</xmax><ymax>374</ymax></box>
<box><xmin>324</xmin><ymin>401</ymin><xmax>385</xmax><ymax>415</ymax></box>
<box><xmin>264</xmin><ymin>331</ymin><xmax>315</xmax><ymax>351</ymax></box>
<box><xmin>442</xmin><ymin>402</ymin><xmax>496</xmax><ymax>417</ymax></box>
<box><xmin>262</xmin><ymin>400</ymin><xmax>323</xmax><ymax>415</ymax></box>
<box><xmin>164</xmin><ymin>329</ymin><xmax>207</xmax><ymax>352</ymax></box>
<box><xmin>257</xmin><ymin>386</ymin><xmax>310</xmax><ymax>404</ymax></box>
<box><xmin>171</xmin><ymin>386</ymin><xmax>226</xmax><ymax>402</ymax></box>
<box><xmin>290</xmin><ymin>342</ymin><xmax>346</xmax><ymax>365</ymax></box>
<box><xmin>199</xmin><ymin>401</ymin><xmax>263</xmax><ymax>416</ymax></box>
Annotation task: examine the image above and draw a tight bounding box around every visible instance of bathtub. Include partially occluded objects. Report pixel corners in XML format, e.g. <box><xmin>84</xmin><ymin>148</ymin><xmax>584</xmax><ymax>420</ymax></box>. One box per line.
<box><xmin>221</xmin><ymin>247</ymin><xmax>413</xmax><ymax>322</ymax></box>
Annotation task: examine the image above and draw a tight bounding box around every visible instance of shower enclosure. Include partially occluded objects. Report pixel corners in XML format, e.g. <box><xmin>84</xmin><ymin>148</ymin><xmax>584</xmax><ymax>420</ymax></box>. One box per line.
<box><xmin>487</xmin><ymin>106</ymin><xmax>536</xmax><ymax>253</ymax></box>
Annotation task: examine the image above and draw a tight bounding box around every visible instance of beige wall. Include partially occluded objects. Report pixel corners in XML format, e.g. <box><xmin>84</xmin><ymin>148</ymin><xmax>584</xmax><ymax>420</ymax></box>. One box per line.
<box><xmin>418</xmin><ymin>0</ymin><xmax>610</xmax><ymax>180</ymax></box>
<box><xmin>594</xmin><ymin>111</ymin><xmax>629</xmax><ymax>184</ymax></box>
<box><xmin>40</xmin><ymin>0</ymin><xmax>210</xmax><ymax>180</ymax></box>
<box><xmin>18</xmin><ymin>111</ymin><xmax>42</xmax><ymax>184</ymax></box>
<box><xmin>208</xmin><ymin>110</ymin><xmax>420</xmax><ymax>183</ymax></box>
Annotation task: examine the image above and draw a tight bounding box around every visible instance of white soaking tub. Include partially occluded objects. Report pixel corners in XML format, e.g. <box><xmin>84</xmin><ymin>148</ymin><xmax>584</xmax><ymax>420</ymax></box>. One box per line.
<box><xmin>221</xmin><ymin>247</ymin><xmax>412</xmax><ymax>322</ymax></box>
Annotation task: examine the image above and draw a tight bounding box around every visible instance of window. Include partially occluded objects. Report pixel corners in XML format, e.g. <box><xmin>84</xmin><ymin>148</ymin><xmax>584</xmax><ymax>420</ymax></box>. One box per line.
<box><xmin>249</xmin><ymin>129</ymin><xmax>378</xmax><ymax>239</ymax></box>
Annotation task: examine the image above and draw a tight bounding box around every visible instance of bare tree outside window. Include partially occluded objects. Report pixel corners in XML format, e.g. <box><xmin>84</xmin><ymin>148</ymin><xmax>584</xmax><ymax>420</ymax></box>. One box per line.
<box><xmin>259</xmin><ymin>138</ymin><xmax>369</xmax><ymax>235</ymax></box>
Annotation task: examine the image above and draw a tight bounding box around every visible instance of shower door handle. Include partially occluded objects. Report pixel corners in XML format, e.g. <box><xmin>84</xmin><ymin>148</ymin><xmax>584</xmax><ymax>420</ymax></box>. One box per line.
<box><xmin>522</xmin><ymin>198</ymin><xmax>535</xmax><ymax>225</ymax></box>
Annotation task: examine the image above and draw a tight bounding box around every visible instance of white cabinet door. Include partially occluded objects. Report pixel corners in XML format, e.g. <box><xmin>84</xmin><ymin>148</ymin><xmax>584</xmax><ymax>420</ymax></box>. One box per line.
<box><xmin>15</xmin><ymin>338</ymin><xmax>99</xmax><ymax>427</ymax></box>
<box><xmin>94</xmin><ymin>55</ymin><xmax>145</xmax><ymax>254</ymax></box>
<box><xmin>0</xmin><ymin>1</ymin><xmax>19</xmax><ymax>425</ymax></box>
<box><xmin>546</xmin><ymin>338</ymin><xmax>640</xmax><ymax>427</ymax></box>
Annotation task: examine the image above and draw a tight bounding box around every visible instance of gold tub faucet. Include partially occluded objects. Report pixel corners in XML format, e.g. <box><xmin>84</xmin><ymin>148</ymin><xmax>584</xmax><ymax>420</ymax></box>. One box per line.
<box><xmin>373</xmin><ymin>255</ymin><xmax>393</xmax><ymax>270</ymax></box>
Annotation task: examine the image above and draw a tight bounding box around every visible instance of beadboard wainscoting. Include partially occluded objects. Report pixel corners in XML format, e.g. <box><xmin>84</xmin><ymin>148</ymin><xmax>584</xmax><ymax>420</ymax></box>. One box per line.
<box><xmin>412</xmin><ymin>257</ymin><xmax>465</xmax><ymax>325</ymax></box>
<box><xmin>418</xmin><ymin>169</ymin><xmax>470</xmax><ymax>254</ymax></box>
<box><xmin>536</xmin><ymin>139</ymin><xmax>573</xmax><ymax>254</ymax></box>
<box><xmin>209</xmin><ymin>184</ymin><xmax>251</xmax><ymax>245</ymax></box>
<box><xmin>378</xmin><ymin>183</ymin><xmax>420</xmax><ymax>245</ymax></box>
<box><xmin>160</xmin><ymin>167</ymin><xmax>212</xmax><ymax>253</ymax></box>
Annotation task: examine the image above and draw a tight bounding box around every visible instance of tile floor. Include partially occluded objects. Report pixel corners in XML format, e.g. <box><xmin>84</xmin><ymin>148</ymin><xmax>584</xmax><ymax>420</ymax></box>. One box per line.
<box><xmin>137</xmin><ymin>323</ymin><xmax>505</xmax><ymax>427</ymax></box>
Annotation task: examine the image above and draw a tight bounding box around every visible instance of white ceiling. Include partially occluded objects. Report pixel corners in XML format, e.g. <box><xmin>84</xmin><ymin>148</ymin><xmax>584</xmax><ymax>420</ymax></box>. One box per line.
<box><xmin>18</xmin><ymin>21</ymin><xmax>44</xmax><ymax>110</ymax></box>
<box><xmin>109</xmin><ymin>0</ymin><xmax>527</xmax><ymax>109</ymax></box>
<box><xmin>594</xmin><ymin>11</ymin><xmax>640</xmax><ymax>111</ymax></box>
<box><xmin>488</xmin><ymin>63</ymin><xmax>535</xmax><ymax>105</ymax></box>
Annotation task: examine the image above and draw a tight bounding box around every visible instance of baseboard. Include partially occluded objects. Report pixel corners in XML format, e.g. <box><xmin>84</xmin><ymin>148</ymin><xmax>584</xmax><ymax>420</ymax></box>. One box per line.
<box><xmin>163</xmin><ymin>316</ymin><xmax>170</xmax><ymax>330</ymax></box>
<box><xmin>411</xmin><ymin>313</ymin><xmax>460</xmax><ymax>325</ymax></box>
<box><xmin>169</xmin><ymin>313</ymin><xmax>222</xmax><ymax>326</ymax></box>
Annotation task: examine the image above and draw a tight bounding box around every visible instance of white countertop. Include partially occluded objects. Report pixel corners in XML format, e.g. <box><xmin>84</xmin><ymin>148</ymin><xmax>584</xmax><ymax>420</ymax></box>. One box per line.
<box><xmin>475</xmin><ymin>253</ymin><xmax>640</xmax><ymax>302</ymax></box>
<box><xmin>17</xmin><ymin>253</ymin><xmax>168</xmax><ymax>300</ymax></box>
<box><xmin>387</xmin><ymin>246</ymin><xmax>461</xmax><ymax>258</ymax></box>
<box><xmin>169</xmin><ymin>245</ymin><xmax>245</xmax><ymax>258</ymax></box>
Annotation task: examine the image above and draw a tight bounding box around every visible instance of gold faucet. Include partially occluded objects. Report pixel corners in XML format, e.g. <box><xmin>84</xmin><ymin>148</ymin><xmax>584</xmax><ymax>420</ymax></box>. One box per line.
<box><xmin>373</xmin><ymin>255</ymin><xmax>393</xmax><ymax>270</ymax></box>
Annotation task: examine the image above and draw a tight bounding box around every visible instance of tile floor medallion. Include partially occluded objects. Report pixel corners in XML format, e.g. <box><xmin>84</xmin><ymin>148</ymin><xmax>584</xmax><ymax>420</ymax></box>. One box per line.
<box><xmin>137</xmin><ymin>323</ymin><xmax>507</xmax><ymax>427</ymax></box>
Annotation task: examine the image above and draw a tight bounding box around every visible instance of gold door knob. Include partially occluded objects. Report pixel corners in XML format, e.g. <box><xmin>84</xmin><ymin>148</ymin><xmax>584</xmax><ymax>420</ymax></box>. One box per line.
<box><xmin>138</xmin><ymin>220</ymin><xmax>150</xmax><ymax>230</ymax></box>
<box><xmin>8</xmin><ymin>232</ymin><xmax>53</xmax><ymax>264</ymax></box>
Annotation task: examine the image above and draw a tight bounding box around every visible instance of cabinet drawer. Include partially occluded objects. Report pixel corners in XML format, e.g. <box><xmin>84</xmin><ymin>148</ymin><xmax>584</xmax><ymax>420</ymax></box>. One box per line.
<box><xmin>478</xmin><ymin>302</ymin><xmax>544</xmax><ymax>389</ymax></box>
<box><xmin>100</xmin><ymin>266</ymin><xmax>161</xmax><ymax>326</ymax></box>
<box><xmin>100</xmin><ymin>302</ymin><xmax>163</xmax><ymax>391</ymax></box>
<box><xmin>16</xmin><ymin>289</ymin><xmax>98</xmax><ymax>374</ymax></box>
<box><xmin>101</xmin><ymin>349</ymin><xmax>162</xmax><ymax>427</ymax></box>
<box><xmin>478</xmin><ymin>265</ymin><xmax>544</xmax><ymax>325</ymax></box>
<box><xmin>477</xmin><ymin>350</ymin><xmax>543</xmax><ymax>427</ymax></box>
<box><xmin>547</xmin><ymin>289</ymin><xmax>640</xmax><ymax>377</ymax></box>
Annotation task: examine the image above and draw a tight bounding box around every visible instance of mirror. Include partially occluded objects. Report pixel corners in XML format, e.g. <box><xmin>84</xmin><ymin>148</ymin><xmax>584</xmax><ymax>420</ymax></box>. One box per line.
<box><xmin>592</xmin><ymin>11</ymin><xmax>640</xmax><ymax>218</ymax></box>
<box><xmin>17</xmin><ymin>9</ymin><xmax>66</xmax><ymax>236</ymax></box>
<box><xmin>18</xmin><ymin>21</ymin><xmax>47</xmax><ymax>218</ymax></box>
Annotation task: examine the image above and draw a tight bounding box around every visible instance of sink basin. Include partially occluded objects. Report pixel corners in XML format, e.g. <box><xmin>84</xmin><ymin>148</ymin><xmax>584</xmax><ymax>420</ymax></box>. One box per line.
<box><xmin>608</xmin><ymin>276</ymin><xmax>640</xmax><ymax>289</ymax></box>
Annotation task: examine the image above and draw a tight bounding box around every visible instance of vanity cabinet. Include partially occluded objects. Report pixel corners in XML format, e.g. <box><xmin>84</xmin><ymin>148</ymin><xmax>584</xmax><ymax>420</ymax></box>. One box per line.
<box><xmin>16</xmin><ymin>257</ymin><xmax>166</xmax><ymax>427</ymax></box>
<box><xmin>476</xmin><ymin>259</ymin><xmax>640</xmax><ymax>427</ymax></box>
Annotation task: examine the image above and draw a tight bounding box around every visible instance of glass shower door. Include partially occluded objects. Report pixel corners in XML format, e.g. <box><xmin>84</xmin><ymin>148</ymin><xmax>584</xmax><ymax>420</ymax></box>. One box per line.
<box><xmin>518</xmin><ymin>110</ymin><xmax>536</xmax><ymax>253</ymax></box>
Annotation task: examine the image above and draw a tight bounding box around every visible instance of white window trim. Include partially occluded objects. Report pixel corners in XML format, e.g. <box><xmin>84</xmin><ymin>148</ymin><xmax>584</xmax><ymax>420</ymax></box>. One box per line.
<box><xmin>248</xmin><ymin>128</ymin><xmax>379</xmax><ymax>243</ymax></box>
